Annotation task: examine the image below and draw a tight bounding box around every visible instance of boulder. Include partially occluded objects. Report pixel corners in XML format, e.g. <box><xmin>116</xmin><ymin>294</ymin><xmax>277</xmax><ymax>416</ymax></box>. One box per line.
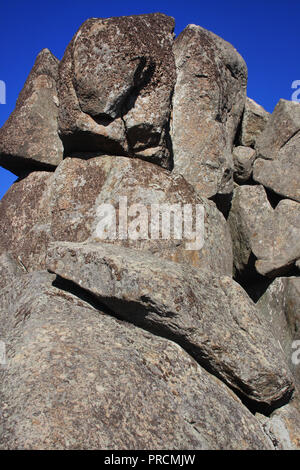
<box><xmin>0</xmin><ymin>271</ymin><xmax>272</xmax><ymax>450</ymax></box>
<box><xmin>257</xmin><ymin>402</ymin><xmax>300</xmax><ymax>450</ymax></box>
<box><xmin>171</xmin><ymin>24</ymin><xmax>247</xmax><ymax>197</ymax></box>
<box><xmin>58</xmin><ymin>14</ymin><xmax>176</xmax><ymax>168</ymax></box>
<box><xmin>0</xmin><ymin>171</ymin><xmax>53</xmax><ymax>272</ymax></box>
<box><xmin>50</xmin><ymin>156</ymin><xmax>233</xmax><ymax>276</ymax></box>
<box><xmin>0</xmin><ymin>156</ymin><xmax>233</xmax><ymax>277</ymax></box>
<box><xmin>228</xmin><ymin>185</ymin><xmax>300</xmax><ymax>277</ymax></box>
<box><xmin>239</xmin><ymin>97</ymin><xmax>269</xmax><ymax>148</ymax></box>
<box><xmin>0</xmin><ymin>49</ymin><xmax>63</xmax><ymax>176</ymax></box>
<box><xmin>257</xmin><ymin>277</ymin><xmax>300</xmax><ymax>384</ymax></box>
<box><xmin>47</xmin><ymin>241</ymin><xmax>294</xmax><ymax>409</ymax></box>
<box><xmin>256</xmin><ymin>99</ymin><xmax>300</xmax><ymax>160</ymax></box>
<box><xmin>232</xmin><ymin>146</ymin><xmax>256</xmax><ymax>183</ymax></box>
<box><xmin>253</xmin><ymin>130</ymin><xmax>300</xmax><ymax>202</ymax></box>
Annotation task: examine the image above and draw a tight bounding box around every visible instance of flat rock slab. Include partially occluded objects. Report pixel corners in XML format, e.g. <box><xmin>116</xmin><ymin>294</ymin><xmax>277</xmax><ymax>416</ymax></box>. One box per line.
<box><xmin>58</xmin><ymin>13</ymin><xmax>176</xmax><ymax>167</ymax></box>
<box><xmin>256</xmin><ymin>99</ymin><xmax>300</xmax><ymax>161</ymax></box>
<box><xmin>47</xmin><ymin>241</ymin><xmax>294</xmax><ymax>409</ymax></box>
<box><xmin>228</xmin><ymin>185</ymin><xmax>300</xmax><ymax>277</ymax></box>
<box><xmin>0</xmin><ymin>271</ymin><xmax>272</xmax><ymax>450</ymax></box>
<box><xmin>0</xmin><ymin>49</ymin><xmax>63</xmax><ymax>176</ymax></box>
<box><xmin>171</xmin><ymin>24</ymin><xmax>247</xmax><ymax>197</ymax></box>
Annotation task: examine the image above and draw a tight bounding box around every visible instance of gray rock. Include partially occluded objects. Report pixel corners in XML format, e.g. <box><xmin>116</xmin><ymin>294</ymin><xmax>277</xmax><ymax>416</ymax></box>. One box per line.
<box><xmin>232</xmin><ymin>146</ymin><xmax>256</xmax><ymax>183</ymax></box>
<box><xmin>257</xmin><ymin>402</ymin><xmax>300</xmax><ymax>450</ymax></box>
<box><xmin>0</xmin><ymin>171</ymin><xmax>53</xmax><ymax>272</ymax></box>
<box><xmin>239</xmin><ymin>97</ymin><xmax>270</xmax><ymax>148</ymax></box>
<box><xmin>257</xmin><ymin>277</ymin><xmax>300</xmax><ymax>385</ymax></box>
<box><xmin>47</xmin><ymin>241</ymin><xmax>294</xmax><ymax>408</ymax></box>
<box><xmin>0</xmin><ymin>271</ymin><xmax>272</xmax><ymax>450</ymax></box>
<box><xmin>0</xmin><ymin>49</ymin><xmax>63</xmax><ymax>176</ymax></box>
<box><xmin>256</xmin><ymin>99</ymin><xmax>300</xmax><ymax>160</ymax></box>
<box><xmin>253</xmin><ymin>130</ymin><xmax>300</xmax><ymax>202</ymax></box>
<box><xmin>228</xmin><ymin>185</ymin><xmax>300</xmax><ymax>277</ymax></box>
<box><xmin>58</xmin><ymin>14</ymin><xmax>176</xmax><ymax>168</ymax></box>
<box><xmin>171</xmin><ymin>24</ymin><xmax>247</xmax><ymax>197</ymax></box>
<box><xmin>0</xmin><ymin>156</ymin><xmax>233</xmax><ymax>277</ymax></box>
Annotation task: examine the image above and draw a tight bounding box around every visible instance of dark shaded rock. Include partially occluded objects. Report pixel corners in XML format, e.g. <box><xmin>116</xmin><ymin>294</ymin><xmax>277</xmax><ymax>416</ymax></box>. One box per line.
<box><xmin>171</xmin><ymin>24</ymin><xmax>247</xmax><ymax>197</ymax></box>
<box><xmin>58</xmin><ymin>14</ymin><xmax>176</xmax><ymax>168</ymax></box>
<box><xmin>47</xmin><ymin>241</ymin><xmax>294</xmax><ymax>409</ymax></box>
<box><xmin>0</xmin><ymin>271</ymin><xmax>272</xmax><ymax>450</ymax></box>
<box><xmin>0</xmin><ymin>156</ymin><xmax>233</xmax><ymax>277</ymax></box>
<box><xmin>256</xmin><ymin>99</ymin><xmax>300</xmax><ymax>160</ymax></box>
<box><xmin>0</xmin><ymin>49</ymin><xmax>63</xmax><ymax>176</ymax></box>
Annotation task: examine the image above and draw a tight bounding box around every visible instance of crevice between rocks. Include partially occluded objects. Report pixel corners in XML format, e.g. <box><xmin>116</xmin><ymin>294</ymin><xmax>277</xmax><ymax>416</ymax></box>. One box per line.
<box><xmin>50</xmin><ymin>272</ymin><xmax>292</xmax><ymax>417</ymax></box>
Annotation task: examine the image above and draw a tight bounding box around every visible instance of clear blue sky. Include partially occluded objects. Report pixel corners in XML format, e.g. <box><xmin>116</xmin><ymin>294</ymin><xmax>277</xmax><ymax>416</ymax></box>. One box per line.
<box><xmin>0</xmin><ymin>0</ymin><xmax>299</xmax><ymax>199</ymax></box>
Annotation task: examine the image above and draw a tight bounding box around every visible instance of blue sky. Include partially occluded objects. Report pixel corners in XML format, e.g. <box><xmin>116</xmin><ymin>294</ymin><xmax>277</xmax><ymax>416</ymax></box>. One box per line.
<box><xmin>0</xmin><ymin>0</ymin><xmax>299</xmax><ymax>199</ymax></box>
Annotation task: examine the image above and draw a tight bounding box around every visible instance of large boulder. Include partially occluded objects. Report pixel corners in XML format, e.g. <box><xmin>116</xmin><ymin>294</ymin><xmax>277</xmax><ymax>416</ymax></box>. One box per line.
<box><xmin>0</xmin><ymin>49</ymin><xmax>63</xmax><ymax>176</ymax></box>
<box><xmin>0</xmin><ymin>171</ymin><xmax>53</xmax><ymax>272</ymax></box>
<box><xmin>238</xmin><ymin>97</ymin><xmax>270</xmax><ymax>148</ymax></box>
<box><xmin>58</xmin><ymin>14</ymin><xmax>176</xmax><ymax>168</ymax></box>
<box><xmin>257</xmin><ymin>277</ymin><xmax>300</xmax><ymax>385</ymax></box>
<box><xmin>171</xmin><ymin>24</ymin><xmax>247</xmax><ymax>198</ymax></box>
<box><xmin>0</xmin><ymin>156</ymin><xmax>233</xmax><ymax>277</ymax></box>
<box><xmin>256</xmin><ymin>99</ymin><xmax>300</xmax><ymax>160</ymax></box>
<box><xmin>0</xmin><ymin>271</ymin><xmax>272</xmax><ymax>450</ymax></box>
<box><xmin>253</xmin><ymin>130</ymin><xmax>300</xmax><ymax>203</ymax></box>
<box><xmin>47</xmin><ymin>241</ymin><xmax>294</xmax><ymax>409</ymax></box>
<box><xmin>228</xmin><ymin>185</ymin><xmax>300</xmax><ymax>277</ymax></box>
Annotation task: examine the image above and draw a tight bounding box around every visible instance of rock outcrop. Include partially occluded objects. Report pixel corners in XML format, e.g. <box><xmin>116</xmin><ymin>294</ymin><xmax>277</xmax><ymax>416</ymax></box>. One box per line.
<box><xmin>0</xmin><ymin>12</ymin><xmax>299</xmax><ymax>450</ymax></box>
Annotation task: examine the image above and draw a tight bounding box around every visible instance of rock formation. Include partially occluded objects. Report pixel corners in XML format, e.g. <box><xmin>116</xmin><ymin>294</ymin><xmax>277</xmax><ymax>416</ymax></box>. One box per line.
<box><xmin>0</xmin><ymin>13</ymin><xmax>299</xmax><ymax>450</ymax></box>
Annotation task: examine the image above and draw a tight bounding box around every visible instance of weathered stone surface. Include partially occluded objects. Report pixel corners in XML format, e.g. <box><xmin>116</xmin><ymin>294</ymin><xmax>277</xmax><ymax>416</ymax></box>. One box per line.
<box><xmin>0</xmin><ymin>272</ymin><xmax>272</xmax><ymax>450</ymax></box>
<box><xmin>256</xmin><ymin>99</ymin><xmax>300</xmax><ymax>161</ymax></box>
<box><xmin>171</xmin><ymin>24</ymin><xmax>247</xmax><ymax>197</ymax></box>
<box><xmin>257</xmin><ymin>277</ymin><xmax>300</xmax><ymax>385</ymax></box>
<box><xmin>0</xmin><ymin>172</ymin><xmax>53</xmax><ymax>272</ymax></box>
<box><xmin>257</xmin><ymin>402</ymin><xmax>300</xmax><ymax>450</ymax></box>
<box><xmin>58</xmin><ymin>14</ymin><xmax>176</xmax><ymax>168</ymax></box>
<box><xmin>47</xmin><ymin>241</ymin><xmax>294</xmax><ymax>409</ymax></box>
<box><xmin>50</xmin><ymin>156</ymin><xmax>233</xmax><ymax>276</ymax></box>
<box><xmin>0</xmin><ymin>253</ymin><xmax>24</xmax><ymax>290</ymax></box>
<box><xmin>0</xmin><ymin>49</ymin><xmax>63</xmax><ymax>176</ymax></box>
<box><xmin>253</xmin><ymin>130</ymin><xmax>300</xmax><ymax>202</ymax></box>
<box><xmin>232</xmin><ymin>146</ymin><xmax>256</xmax><ymax>183</ymax></box>
<box><xmin>228</xmin><ymin>185</ymin><xmax>300</xmax><ymax>277</ymax></box>
<box><xmin>239</xmin><ymin>97</ymin><xmax>269</xmax><ymax>148</ymax></box>
<box><xmin>0</xmin><ymin>156</ymin><xmax>232</xmax><ymax>276</ymax></box>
